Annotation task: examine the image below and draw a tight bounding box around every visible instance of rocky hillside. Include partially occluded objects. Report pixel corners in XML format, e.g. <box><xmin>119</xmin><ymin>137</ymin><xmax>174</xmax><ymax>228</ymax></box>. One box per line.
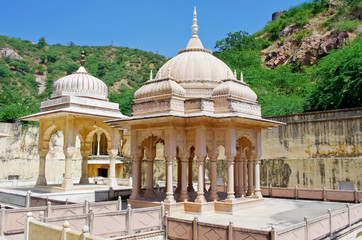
<box><xmin>214</xmin><ymin>0</ymin><xmax>361</xmax><ymax>115</ymax></box>
<box><xmin>260</xmin><ymin>0</ymin><xmax>361</xmax><ymax>67</ymax></box>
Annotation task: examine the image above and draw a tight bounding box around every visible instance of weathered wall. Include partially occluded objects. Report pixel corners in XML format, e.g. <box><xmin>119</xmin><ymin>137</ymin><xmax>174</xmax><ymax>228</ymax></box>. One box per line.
<box><xmin>261</xmin><ymin>108</ymin><xmax>361</xmax><ymax>190</ymax></box>
<box><xmin>0</xmin><ymin>123</ymin><xmax>82</xmax><ymax>180</ymax></box>
<box><xmin>0</xmin><ymin>108</ymin><xmax>361</xmax><ymax>190</ymax></box>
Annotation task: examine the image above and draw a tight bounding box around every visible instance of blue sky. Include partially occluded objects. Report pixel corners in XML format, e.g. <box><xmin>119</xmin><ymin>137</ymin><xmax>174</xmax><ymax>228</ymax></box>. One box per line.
<box><xmin>1</xmin><ymin>0</ymin><xmax>307</xmax><ymax>57</ymax></box>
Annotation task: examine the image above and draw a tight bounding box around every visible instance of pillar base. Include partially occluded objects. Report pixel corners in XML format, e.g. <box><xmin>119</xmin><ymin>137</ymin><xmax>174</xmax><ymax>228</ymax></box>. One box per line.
<box><xmin>252</xmin><ymin>191</ymin><xmax>263</xmax><ymax>199</ymax></box>
<box><xmin>179</xmin><ymin>191</ymin><xmax>190</xmax><ymax>202</ymax></box>
<box><xmin>187</xmin><ymin>185</ymin><xmax>195</xmax><ymax>192</ymax></box>
<box><xmin>61</xmin><ymin>179</ymin><xmax>73</xmax><ymax>189</ymax></box>
<box><xmin>195</xmin><ymin>193</ymin><xmax>206</xmax><ymax>203</ymax></box>
<box><xmin>164</xmin><ymin>194</ymin><xmax>176</xmax><ymax>204</ymax></box>
<box><xmin>225</xmin><ymin>192</ymin><xmax>236</xmax><ymax>203</ymax></box>
<box><xmin>144</xmin><ymin>189</ymin><xmax>156</xmax><ymax>198</ymax></box>
<box><xmin>107</xmin><ymin>177</ymin><xmax>118</xmax><ymax>187</ymax></box>
<box><xmin>207</xmin><ymin>191</ymin><xmax>219</xmax><ymax>201</ymax></box>
<box><xmin>130</xmin><ymin>190</ymin><xmax>140</xmax><ymax>200</ymax></box>
<box><xmin>36</xmin><ymin>176</ymin><xmax>47</xmax><ymax>186</ymax></box>
<box><xmin>79</xmin><ymin>176</ymin><xmax>89</xmax><ymax>184</ymax></box>
<box><xmin>246</xmin><ymin>189</ymin><xmax>254</xmax><ymax>196</ymax></box>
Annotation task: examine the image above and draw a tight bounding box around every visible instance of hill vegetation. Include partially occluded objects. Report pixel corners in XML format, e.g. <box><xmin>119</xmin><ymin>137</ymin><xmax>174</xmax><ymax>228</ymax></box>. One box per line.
<box><xmin>0</xmin><ymin>0</ymin><xmax>360</xmax><ymax>122</ymax></box>
<box><xmin>214</xmin><ymin>0</ymin><xmax>361</xmax><ymax>115</ymax></box>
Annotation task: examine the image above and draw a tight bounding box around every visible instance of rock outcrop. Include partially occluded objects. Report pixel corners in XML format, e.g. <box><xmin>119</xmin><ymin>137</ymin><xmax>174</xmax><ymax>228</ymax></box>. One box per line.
<box><xmin>0</xmin><ymin>48</ymin><xmax>23</xmax><ymax>60</ymax></box>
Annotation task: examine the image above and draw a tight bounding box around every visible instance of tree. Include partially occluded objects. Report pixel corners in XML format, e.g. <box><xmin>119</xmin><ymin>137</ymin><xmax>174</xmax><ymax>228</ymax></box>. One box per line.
<box><xmin>305</xmin><ymin>39</ymin><xmax>362</xmax><ymax>111</ymax></box>
<box><xmin>38</xmin><ymin>37</ymin><xmax>46</xmax><ymax>48</ymax></box>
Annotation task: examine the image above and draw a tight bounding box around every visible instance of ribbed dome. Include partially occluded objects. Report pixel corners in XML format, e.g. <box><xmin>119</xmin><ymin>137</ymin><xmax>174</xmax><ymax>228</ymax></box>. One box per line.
<box><xmin>212</xmin><ymin>78</ymin><xmax>258</xmax><ymax>102</ymax></box>
<box><xmin>154</xmin><ymin>8</ymin><xmax>233</xmax><ymax>98</ymax></box>
<box><xmin>134</xmin><ymin>78</ymin><xmax>186</xmax><ymax>100</ymax></box>
<box><xmin>155</xmin><ymin>49</ymin><xmax>233</xmax><ymax>85</ymax></box>
<box><xmin>51</xmin><ymin>66</ymin><xmax>108</xmax><ymax>101</ymax></box>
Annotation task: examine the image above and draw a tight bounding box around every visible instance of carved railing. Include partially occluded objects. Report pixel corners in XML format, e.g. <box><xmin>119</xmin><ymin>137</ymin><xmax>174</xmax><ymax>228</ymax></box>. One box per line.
<box><xmin>166</xmin><ymin>216</ymin><xmax>270</xmax><ymax>240</ymax></box>
<box><xmin>261</xmin><ymin>186</ymin><xmax>361</xmax><ymax>203</ymax></box>
<box><xmin>166</xmin><ymin>203</ymin><xmax>362</xmax><ymax>240</ymax></box>
<box><xmin>0</xmin><ymin>197</ymin><xmax>121</xmax><ymax>235</ymax></box>
<box><xmin>276</xmin><ymin>203</ymin><xmax>362</xmax><ymax>239</ymax></box>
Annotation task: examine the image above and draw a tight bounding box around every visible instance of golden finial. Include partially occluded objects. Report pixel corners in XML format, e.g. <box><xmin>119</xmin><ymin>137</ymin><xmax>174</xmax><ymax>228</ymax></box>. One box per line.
<box><xmin>80</xmin><ymin>51</ymin><xmax>85</xmax><ymax>66</ymax></box>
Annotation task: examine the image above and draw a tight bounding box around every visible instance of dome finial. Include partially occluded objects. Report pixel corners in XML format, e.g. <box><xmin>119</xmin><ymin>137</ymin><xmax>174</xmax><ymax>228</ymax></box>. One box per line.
<box><xmin>150</xmin><ymin>70</ymin><xmax>153</xmax><ymax>80</ymax></box>
<box><xmin>234</xmin><ymin>70</ymin><xmax>237</xmax><ymax>80</ymax></box>
<box><xmin>191</xmin><ymin>6</ymin><xmax>199</xmax><ymax>38</ymax></box>
<box><xmin>80</xmin><ymin>51</ymin><xmax>85</xmax><ymax>66</ymax></box>
<box><xmin>240</xmin><ymin>72</ymin><xmax>244</xmax><ymax>82</ymax></box>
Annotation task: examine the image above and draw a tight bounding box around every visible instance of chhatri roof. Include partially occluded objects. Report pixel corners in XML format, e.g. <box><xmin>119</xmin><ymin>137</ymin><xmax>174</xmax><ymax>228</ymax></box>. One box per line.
<box><xmin>154</xmin><ymin>7</ymin><xmax>234</xmax><ymax>98</ymax></box>
<box><xmin>108</xmin><ymin>8</ymin><xmax>284</xmax><ymax>129</ymax></box>
<box><xmin>19</xmin><ymin>52</ymin><xmax>126</xmax><ymax>122</ymax></box>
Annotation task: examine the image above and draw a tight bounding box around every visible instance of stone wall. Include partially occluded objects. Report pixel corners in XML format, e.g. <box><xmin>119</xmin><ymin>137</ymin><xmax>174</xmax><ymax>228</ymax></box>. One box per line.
<box><xmin>261</xmin><ymin>108</ymin><xmax>362</xmax><ymax>190</ymax></box>
<box><xmin>0</xmin><ymin>122</ymin><xmax>82</xmax><ymax>180</ymax></box>
<box><xmin>0</xmin><ymin>108</ymin><xmax>361</xmax><ymax>190</ymax></box>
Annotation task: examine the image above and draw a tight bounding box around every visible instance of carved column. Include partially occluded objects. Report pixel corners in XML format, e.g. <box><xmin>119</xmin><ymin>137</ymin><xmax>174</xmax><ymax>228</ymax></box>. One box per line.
<box><xmin>195</xmin><ymin>155</ymin><xmax>207</xmax><ymax>203</ymax></box>
<box><xmin>179</xmin><ymin>154</ymin><xmax>189</xmax><ymax>202</ymax></box>
<box><xmin>62</xmin><ymin>147</ymin><xmax>75</xmax><ymax>189</ymax></box>
<box><xmin>36</xmin><ymin>150</ymin><xmax>48</xmax><ymax>186</ymax></box>
<box><xmin>234</xmin><ymin>154</ymin><xmax>239</xmax><ymax>195</ymax></box>
<box><xmin>108</xmin><ymin>149</ymin><xmax>118</xmax><ymax>186</ymax></box>
<box><xmin>97</xmin><ymin>133</ymin><xmax>101</xmax><ymax>156</ymax></box>
<box><xmin>144</xmin><ymin>147</ymin><xmax>156</xmax><ymax>198</ymax></box>
<box><xmin>208</xmin><ymin>154</ymin><xmax>219</xmax><ymax>201</ymax></box>
<box><xmin>79</xmin><ymin>150</ymin><xmax>90</xmax><ymax>184</ymax></box>
<box><xmin>187</xmin><ymin>156</ymin><xmax>194</xmax><ymax>192</ymax></box>
<box><xmin>236</xmin><ymin>152</ymin><xmax>246</xmax><ymax>197</ymax></box>
<box><xmin>175</xmin><ymin>158</ymin><xmax>182</xmax><ymax>193</ymax></box>
<box><xmin>253</xmin><ymin>158</ymin><xmax>262</xmax><ymax>199</ymax></box>
<box><xmin>164</xmin><ymin>155</ymin><xmax>176</xmax><ymax>203</ymax></box>
<box><xmin>235</xmin><ymin>154</ymin><xmax>242</xmax><ymax>198</ymax></box>
<box><xmin>243</xmin><ymin>156</ymin><xmax>248</xmax><ymax>195</ymax></box>
<box><xmin>253</xmin><ymin>132</ymin><xmax>263</xmax><ymax>199</ymax></box>
<box><xmin>225</xmin><ymin>155</ymin><xmax>236</xmax><ymax>202</ymax></box>
<box><xmin>130</xmin><ymin>155</ymin><xmax>142</xmax><ymax>200</ymax></box>
<box><xmin>247</xmin><ymin>157</ymin><xmax>254</xmax><ymax>196</ymax></box>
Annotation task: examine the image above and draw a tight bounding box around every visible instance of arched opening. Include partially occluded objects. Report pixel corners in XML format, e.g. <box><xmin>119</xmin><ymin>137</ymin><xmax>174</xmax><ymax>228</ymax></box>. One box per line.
<box><xmin>91</xmin><ymin>132</ymin><xmax>108</xmax><ymax>156</ymax></box>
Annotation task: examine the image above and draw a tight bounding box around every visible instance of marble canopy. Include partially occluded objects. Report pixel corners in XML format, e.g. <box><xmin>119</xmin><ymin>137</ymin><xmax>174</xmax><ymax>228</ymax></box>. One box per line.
<box><xmin>107</xmin><ymin>8</ymin><xmax>284</xmax><ymax>207</ymax></box>
<box><xmin>19</xmin><ymin>53</ymin><xmax>127</xmax><ymax>190</ymax></box>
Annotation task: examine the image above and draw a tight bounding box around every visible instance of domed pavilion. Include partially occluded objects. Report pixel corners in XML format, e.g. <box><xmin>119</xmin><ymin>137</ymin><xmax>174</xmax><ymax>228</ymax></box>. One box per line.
<box><xmin>20</xmin><ymin>53</ymin><xmax>126</xmax><ymax>190</ymax></box>
<box><xmin>107</xmin><ymin>8</ymin><xmax>284</xmax><ymax>211</ymax></box>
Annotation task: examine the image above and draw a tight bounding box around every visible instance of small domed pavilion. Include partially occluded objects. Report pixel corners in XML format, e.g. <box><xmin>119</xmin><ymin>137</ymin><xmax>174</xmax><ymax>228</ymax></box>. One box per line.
<box><xmin>20</xmin><ymin>53</ymin><xmax>126</xmax><ymax>190</ymax></box>
<box><xmin>107</xmin><ymin>8</ymin><xmax>283</xmax><ymax>211</ymax></box>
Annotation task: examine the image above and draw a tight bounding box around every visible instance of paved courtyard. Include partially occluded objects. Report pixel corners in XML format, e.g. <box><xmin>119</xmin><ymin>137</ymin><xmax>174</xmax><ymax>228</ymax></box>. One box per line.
<box><xmin>170</xmin><ymin>197</ymin><xmax>354</xmax><ymax>231</ymax></box>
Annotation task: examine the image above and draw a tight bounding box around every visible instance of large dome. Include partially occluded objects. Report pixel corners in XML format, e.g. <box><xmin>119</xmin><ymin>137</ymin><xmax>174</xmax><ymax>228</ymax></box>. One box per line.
<box><xmin>51</xmin><ymin>66</ymin><xmax>108</xmax><ymax>101</ymax></box>
<box><xmin>154</xmin><ymin>8</ymin><xmax>233</xmax><ymax>98</ymax></box>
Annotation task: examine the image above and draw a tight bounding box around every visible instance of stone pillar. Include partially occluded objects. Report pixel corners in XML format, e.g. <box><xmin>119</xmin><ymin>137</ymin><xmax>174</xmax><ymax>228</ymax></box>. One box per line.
<box><xmin>187</xmin><ymin>157</ymin><xmax>194</xmax><ymax>192</ymax></box>
<box><xmin>164</xmin><ymin>155</ymin><xmax>175</xmax><ymax>204</ymax></box>
<box><xmin>195</xmin><ymin>155</ymin><xmax>206</xmax><ymax>203</ymax></box>
<box><xmin>236</xmin><ymin>153</ymin><xmax>245</xmax><ymax>197</ymax></box>
<box><xmin>247</xmin><ymin>158</ymin><xmax>254</xmax><ymax>196</ymax></box>
<box><xmin>62</xmin><ymin>147</ymin><xmax>75</xmax><ymax>189</ymax></box>
<box><xmin>130</xmin><ymin>155</ymin><xmax>141</xmax><ymax>200</ymax></box>
<box><xmin>225</xmin><ymin>155</ymin><xmax>236</xmax><ymax>202</ymax></box>
<box><xmin>108</xmin><ymin>149</ymin><xmax>118</xmax><ymax>187</ymax></box>
<box><xmin>243</xmin><ymin>158</ymin><xmax>248</xmax><ymax>195</ymax></box>
<box><xmin>97</xmin><ymin>133</ymin><xmax>101</xmax><ymax>156</ymax></box>
<box><xmin>144</xmin><ymin>150</ymin><xmax>156</xmax><ymax>198</ymax></box>
<box><xmin>253</xmin><ymin>158</ymin><xmax>262</xmax><ymax>199</ymax></box>
<box><xmin>175</xmin><ymin>159</ymin><xmax>182</xmax><ymax>193</ymax></box>
<box><xmin>208</xmin><ymin>155</ymin><xmax>219</xmax><ymax>201</ymax></box>
<box><xmin>235</xmin><ymin>155</ymin><xmax>243</xmax><ymax>198</ymax></box>
<box><xmin>79</xmin><ymin>150</ymin><xmax>90</xmax><ymax>184</ymax></box>
<box><xmin>36</xmin><ymin>150</ymin><xmax>48</xmax><ymax>186</ymax></box>
<box><xmin>179</xmin><ymin>155</ymin><xmax>189</xmax><ymax>202</ymax></box>
<box><xmin>234</xmin><ymin>154</ymin><xmax>239</xmax><ymax>195</ymax></box>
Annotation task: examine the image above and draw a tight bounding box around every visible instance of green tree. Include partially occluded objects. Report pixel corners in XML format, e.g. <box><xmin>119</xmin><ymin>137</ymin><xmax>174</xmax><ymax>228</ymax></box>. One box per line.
<box><xmin>305</xmin><ymin>39</ymin><xmax>362</xmax><ymax>111</ymax></box>
<box><xmin>38</xmin><ymin>37</ymin><xmax>46</xmax><ymax>48</ymax></box>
